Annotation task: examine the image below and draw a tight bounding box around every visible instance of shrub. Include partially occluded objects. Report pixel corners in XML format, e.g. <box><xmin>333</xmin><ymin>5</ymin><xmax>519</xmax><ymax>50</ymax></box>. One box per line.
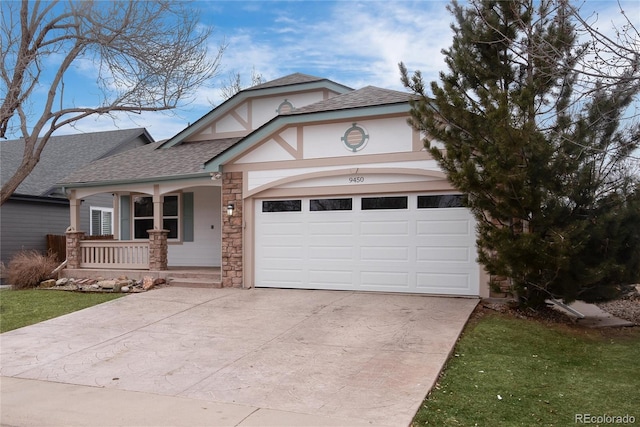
<box><xmin>6</xmin><ymin>250</ymin><xmax>58</xmax><ymax>289</ymax></box>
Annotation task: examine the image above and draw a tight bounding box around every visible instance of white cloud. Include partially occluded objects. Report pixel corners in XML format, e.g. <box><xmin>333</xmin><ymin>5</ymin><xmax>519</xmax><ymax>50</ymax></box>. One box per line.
<box><xmin>17</xmin><ymin>0</ymin><xmax>639</xmax><ymax>144</ymax></box>
<box><xmin>210</xmin><ymin>1</ymin><xmax>454</xmax><ymax>91</ymax></box>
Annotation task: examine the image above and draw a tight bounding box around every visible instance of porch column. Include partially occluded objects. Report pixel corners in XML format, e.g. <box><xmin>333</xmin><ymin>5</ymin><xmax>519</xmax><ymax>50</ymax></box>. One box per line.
<box><xmin>152</xmin><ymin>188</ymin><xmax>163</xmax><ymax>230</ymax></box>
<box><xmin>66</xmin><ymin>230</ymin><xmax>85</xmax><ymax>268</ymax></box>
<box><xmin>148</xmin><ymin>229</ymin><xmax>169</xmax><ymax>270</ymax></box>
<box><xmin>221</xmin><ymin>172</ymin><xmax>243</xmax><ymax>288</ymax></box>
<box><xmin>68</xmin><ymin>190</ymin><xmax>81</xmax><ymax>231</ymax></box>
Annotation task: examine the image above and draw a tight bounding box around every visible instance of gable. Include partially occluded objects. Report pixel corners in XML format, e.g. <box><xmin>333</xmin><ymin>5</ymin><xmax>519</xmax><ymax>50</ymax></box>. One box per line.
<box><xmin>185</xmin><ymin>89</ymin><xmax>340</xmax><ymax>142</ymax></box>
<box><xmin>161</xmin><ymin>73</ymin><xmax>352</xmax><ymax>148</ymax></box>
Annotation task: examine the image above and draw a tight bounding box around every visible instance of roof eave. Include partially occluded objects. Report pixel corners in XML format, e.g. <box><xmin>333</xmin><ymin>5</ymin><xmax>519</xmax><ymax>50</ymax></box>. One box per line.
<box><xmin>8</xmin><ymin>193</ymin><xmax>70</xmax><ymax>205</ymax></box>
<box><xmin>60</xmin><ymin>171</ymin><xmax>213</xmax><ymax>190</ymax></box>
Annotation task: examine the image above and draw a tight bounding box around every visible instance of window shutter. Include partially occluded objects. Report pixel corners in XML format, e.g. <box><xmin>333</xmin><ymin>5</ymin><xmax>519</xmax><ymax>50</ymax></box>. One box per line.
<box><xmin>103</xmin><ymin>210</ymin><xmax>113</xmax><ymax>235</ymax></box>
<box><xmin>120</xmin><ymin>196</ymin><xmax>131</xmax><ymax>240</ymax></box>
<box><xmin>182</xmin><ymin>192</ymin><xmax>194</xmax><ymax>242</ymax></box>
<box><xmin>91</xmin><ymin>210</ymin><xmax>101</xmax><ymax>236</ymax></box>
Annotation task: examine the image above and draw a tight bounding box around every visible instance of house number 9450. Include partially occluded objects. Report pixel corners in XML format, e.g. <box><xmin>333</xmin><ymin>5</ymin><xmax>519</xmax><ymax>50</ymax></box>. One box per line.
<box><xmin>348</xmin><ymin>176</ymin><xmax>364</xmax><ymax>183</ymax></box>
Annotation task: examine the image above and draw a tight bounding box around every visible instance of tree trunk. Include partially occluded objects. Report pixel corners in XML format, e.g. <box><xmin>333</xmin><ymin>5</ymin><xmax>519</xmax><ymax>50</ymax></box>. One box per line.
<box><xmin>0</xmin><ymin>161</ymin><xmax>38</xmax><ymax>205</ymax></box>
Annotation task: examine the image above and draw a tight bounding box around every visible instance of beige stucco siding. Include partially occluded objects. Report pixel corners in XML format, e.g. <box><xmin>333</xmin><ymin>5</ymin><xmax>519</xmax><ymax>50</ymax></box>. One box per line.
<box><xmin>245</xmin><ymin>159</ymin><xmax>443</xmax><ymax>194</ymax></box>
<box><xmin>167</xmin><ymin>186</ymin><xmax>221</xmax><ymax>267</ymax></box>
<box><xmin>303</xmin><ymin>117</ymin><xmax>413</xmax><ymax>158</ymax></box>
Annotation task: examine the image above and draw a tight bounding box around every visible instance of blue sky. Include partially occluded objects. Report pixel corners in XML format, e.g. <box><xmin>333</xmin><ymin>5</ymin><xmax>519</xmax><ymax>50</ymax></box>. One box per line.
<box><xmin>8</xmin><ymin>0</ymin><xmax>640</xmax><ymax>141</ymax></box>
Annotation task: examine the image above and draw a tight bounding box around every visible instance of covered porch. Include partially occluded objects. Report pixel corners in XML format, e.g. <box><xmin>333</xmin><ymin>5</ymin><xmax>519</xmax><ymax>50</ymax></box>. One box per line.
<box><xmin>63</xmin><ymin>176</ymin><xmax>234</xmax><ymax>282</ymax></box>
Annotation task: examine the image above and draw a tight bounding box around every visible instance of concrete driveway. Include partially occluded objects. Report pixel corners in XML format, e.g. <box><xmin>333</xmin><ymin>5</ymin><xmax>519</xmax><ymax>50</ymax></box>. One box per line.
<box><xmin>1</xmin><ymin>287</ymin><xmax>477</xmax><ymax>427</ymax></box>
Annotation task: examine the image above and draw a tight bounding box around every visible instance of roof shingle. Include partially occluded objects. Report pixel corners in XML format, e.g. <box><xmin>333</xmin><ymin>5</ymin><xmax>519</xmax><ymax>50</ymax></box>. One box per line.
<box><xmin>247</xmin><ymin>73</ymin><xmax>326</xmax><ymax>91</ymax></box>
<box><xmin>1</xmin><ymin>128</ymin><xmax>152</xmax><ymax>196</ymax></box>
<box><xmin>285</xmin><ymin>86</ymin><xmax>414</xmax><ymax>115</ymax></box>
<box><xmin>60</xmin><ymin>138</ymin><xmax>241</xmax><ymax>185</ymax></box>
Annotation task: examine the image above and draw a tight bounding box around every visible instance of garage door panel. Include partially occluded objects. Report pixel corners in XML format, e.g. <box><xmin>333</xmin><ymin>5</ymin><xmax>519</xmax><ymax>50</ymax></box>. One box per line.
<box><xmin>307</xmin><ymin>235</ymin><xmax>354</xmax><ymax>246</ymax></box>
<box><xmin>260</xmin><ymin>268</ymin><xmax>304</xmax><ymax>286</ymax></box>
<box><xmin>361</xmin><ymin>271</ymin><xmax>409</xmax><ymax>288</ymax></box>
<box><xmin>309</xmin><ymin>245</ymin><xmax>353</xmax><ymax>261</ymax></box>
<box><xmin>309</xmin><ymin>221</ymin><xmax>353</xmax><ymax>236</ymax></box>
<box><xmin>261</xmin><ymin>221</ymin><xmax>305</xmax><ymax>236</ymax></box>
<box><xmin>416</xmin><ymin>220</ymin><xmax>471</xmax><ymax>236</ymax></box>
<box><xmin>417</xmin><ymin>247</ymin><xmax>470</xmax><ymax>262</ymax></box>
<box><xmin>309</xmin><ymin>269</ymin><xmax>353</xmax><ymax>287</ymax></box>
<box><xmin>255</xmin><ymin>195</ymin><xmax>479</xmax><ymax>296</ymax></box>
<box><xmin>360</xmin><ymin>246</ymin><xmax>409</xmax><ymax>261</ymax></box>
<box><xmin>360</xmin><ymin>221</ymin><xmax>409</xmax><ymax>236</ymax></box>
<box><xmin>261</xmin><ymin>246</ymin><xmax>304</xmax><ymax>261</ymax></box>
<box><xmin>416</xmin><ymin>273</ymin><xmax>471</xmax><ymax>290</ymax></box>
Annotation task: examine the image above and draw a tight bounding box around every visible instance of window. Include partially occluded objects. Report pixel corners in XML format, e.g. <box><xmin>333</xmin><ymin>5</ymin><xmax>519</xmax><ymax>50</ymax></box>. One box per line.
<box><xmin>162</xmin><ymin>195</ymin><xmax>179</xmax><ymax>238</ymax></box>
<box><xmin>417</xmin><ymin>195</ymin><xmax>465</xmax><ymax>208</ymax></box>
<box><xmin>133</xmin><ymin>194</ymin><xmax>179</xmax><ymax>239</ymax></box>
<box><xmin>262</xmin><ymin>200</ymin><xmax>302</xmax><ymax>212</ymax></box>
<box><xmin>361</xmin><ymin>196</ymin><xmax>408</xmax><ymax>210</ymax></box>
<box><xmin>310</xmin><ymin>198</ymin><xmax>352</xmax><ymax>211</ymax></box>
<box><xmin>90</xmin><ymin>207</ymin><xmax>113</xmax><ymax>236</ymax></box>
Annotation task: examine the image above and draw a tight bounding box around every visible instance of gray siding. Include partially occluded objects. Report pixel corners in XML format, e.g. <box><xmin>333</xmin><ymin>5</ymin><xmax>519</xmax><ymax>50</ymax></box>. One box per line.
<box><xmin>0</xmin><ymin>199</ymin><xmax>69</xmax><ymax>265</ymax></box>
<box><xmin>81</xmin><ymin>193</ymin><xmax>114</xmax><ymax>234</ymax></box>
<box><xmin>0</xmin><ymin>194</ymin><xmax>113</xmax><ymax>265</ymax></box>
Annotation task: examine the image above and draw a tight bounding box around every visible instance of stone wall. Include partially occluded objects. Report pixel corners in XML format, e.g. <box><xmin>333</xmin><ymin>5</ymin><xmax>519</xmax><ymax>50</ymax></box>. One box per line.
<box><xmin>221</xmin><ymin>172</ymin><xmax>243</xmax><ymax>287</ymax></box>
<box><xmin>147</xmin><ymin>229</ymin><xmax>169</xmax><ymax>271</ymax></box>
<box><xmin>65</xmin><ymin>230</ymin><xmax>85</xmax><ymax>269</ymax></box>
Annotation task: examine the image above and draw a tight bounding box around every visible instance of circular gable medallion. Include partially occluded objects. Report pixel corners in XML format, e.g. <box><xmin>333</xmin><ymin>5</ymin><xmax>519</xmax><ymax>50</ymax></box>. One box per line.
<box><xmin>276</xmin><ymin>99</ymin><xmax>294</xmax><ymax>114</ymax></box>
<box><xmin>341</xmin><ymin>123</ymin><xmax>369</xmax><ymax>152</ymax></box>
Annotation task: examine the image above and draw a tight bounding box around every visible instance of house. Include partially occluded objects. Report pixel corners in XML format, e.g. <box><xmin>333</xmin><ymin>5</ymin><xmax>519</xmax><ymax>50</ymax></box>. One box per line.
<box><xmin>0</xmin><ymin>128</ymin><xmax>155</xmax><ymax>266</ymax></box>
<box><xmin>59</xmin><ymin>73</ymin><xmax>489</xmax><ymax>297</ymax></box>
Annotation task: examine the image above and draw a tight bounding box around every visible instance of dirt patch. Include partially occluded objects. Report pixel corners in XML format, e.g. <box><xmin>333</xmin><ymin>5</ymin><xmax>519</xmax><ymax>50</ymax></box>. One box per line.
<box><xmin>481</xmin><ymin>291</ymin><xmax>639</xmax><ymax>329</ymax></box>
<box><xmin>481</xmin><ymin>300</ymin><xmax>577</xmax><ymax>325</ymax></box>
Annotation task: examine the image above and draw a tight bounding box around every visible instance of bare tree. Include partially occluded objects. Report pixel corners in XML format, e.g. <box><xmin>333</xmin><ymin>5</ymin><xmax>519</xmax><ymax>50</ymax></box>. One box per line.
<box><xmin>219</xmin><ymin>67</ymin><xmax>265</xmax><ymax>101</ymax></box>
<box><xmin>0</xmin><ymin>0</ymin><xmax>225</xmax><ymax>205</ymax></box>
<box><xmin>571</xmin><ymin>1</ymin><xmax>640</xmax><ymax>99</ymax></box>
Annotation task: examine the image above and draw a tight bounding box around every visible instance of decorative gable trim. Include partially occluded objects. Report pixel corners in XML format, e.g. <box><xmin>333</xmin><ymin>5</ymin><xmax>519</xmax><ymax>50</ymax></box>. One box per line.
<box><xmin>204</xmin><ymin>103</ymin><xmax>411</xmax><ymax>173</ymax></box>
<box><xmin>273</xmin><ymin>134</ymin><xmax>300</xmax><ymax>159</ymax></box>
<box><xmin>160</xmin><ymin>79</ymin><xmax>351</xmax><ymax>149</ymax></box>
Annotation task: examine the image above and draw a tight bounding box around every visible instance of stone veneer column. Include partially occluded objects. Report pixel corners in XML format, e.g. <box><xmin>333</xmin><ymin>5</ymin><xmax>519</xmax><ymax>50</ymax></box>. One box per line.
<box><xmin>147</xmin><ymin>229</ymin><xmax>169</xmax><ymax>270</ymax></box>
<box><xmin>221</xmin><ymin>171</ymin><xmax>243</xmax><ymax>288</ymax></box>
<box><xmin>66</xmin><ymin>230</ymin><xmax>85</xmax><ymax>269</ymax></box>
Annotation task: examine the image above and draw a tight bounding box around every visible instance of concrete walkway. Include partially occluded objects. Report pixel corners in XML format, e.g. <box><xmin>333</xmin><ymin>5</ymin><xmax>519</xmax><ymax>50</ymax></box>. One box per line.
<box><xmin>1</xmin><ymin>287</ymin><xmax>478</xmax><ymax>427</ymax></box>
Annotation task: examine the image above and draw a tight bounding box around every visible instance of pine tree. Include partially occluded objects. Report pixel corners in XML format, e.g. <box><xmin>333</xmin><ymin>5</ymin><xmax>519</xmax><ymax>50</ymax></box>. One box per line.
<box><xmin>401</xmin><ymin>0</ymin><xmax>640</xmax><ymax>308</ymax></box>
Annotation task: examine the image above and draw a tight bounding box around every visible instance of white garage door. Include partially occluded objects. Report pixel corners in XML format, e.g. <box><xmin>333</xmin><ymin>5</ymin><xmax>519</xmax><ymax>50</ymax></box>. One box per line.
<box><xmin>254</xmin><ymin>194</ymin><xmax>479</xmax><ymax>296</ymax></box>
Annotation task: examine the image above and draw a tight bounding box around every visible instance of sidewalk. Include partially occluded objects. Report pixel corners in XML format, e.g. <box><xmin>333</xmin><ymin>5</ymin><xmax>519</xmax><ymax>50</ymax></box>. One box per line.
<box><xmin>0</xmin><ymin>377</ymin><xmax>381</xmax><ymax>427</ymax></box>
<box><xmin>568</xmin><ymin>300</ymin><xmax>635</xmax><ymax>328</ymax></box>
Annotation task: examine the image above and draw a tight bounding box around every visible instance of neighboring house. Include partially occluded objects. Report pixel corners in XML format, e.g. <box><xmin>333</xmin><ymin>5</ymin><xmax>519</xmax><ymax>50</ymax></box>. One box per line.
<box><xmin>59</xmin><ymin>73</ymin><xmax>489</xmax><ymax>297</ymax></box>
<box><xmin>0</xmin><ymin>128</ymin><xmax>155</xmax><ymax>266</ymax></box>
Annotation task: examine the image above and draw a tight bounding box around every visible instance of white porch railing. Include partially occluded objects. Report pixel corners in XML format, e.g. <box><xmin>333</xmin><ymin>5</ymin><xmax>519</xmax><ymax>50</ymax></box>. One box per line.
<box><xmin>79</xmin><ymin>240</ymin><xmax>149</xmax><ymax>269</ymax></box>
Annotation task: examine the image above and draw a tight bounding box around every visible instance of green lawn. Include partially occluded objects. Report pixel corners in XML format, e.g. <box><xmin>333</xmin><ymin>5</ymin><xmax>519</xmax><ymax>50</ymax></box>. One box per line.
<box><xmin>0</xmin><ymin>289</ymin><xmax>124</xmax><ymax>333</ymax></box>
<box><xmin>413</xmin><ymin>310</ymin><xmax>640</xmax><ymax>426</ymax></box>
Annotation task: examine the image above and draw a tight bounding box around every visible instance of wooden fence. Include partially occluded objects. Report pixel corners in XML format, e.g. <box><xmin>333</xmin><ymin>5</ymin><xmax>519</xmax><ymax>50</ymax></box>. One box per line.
<box><xmin>46</xmin><ymin>234</ymin><xmax>66</xmax><ymax>263</ymax></box>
